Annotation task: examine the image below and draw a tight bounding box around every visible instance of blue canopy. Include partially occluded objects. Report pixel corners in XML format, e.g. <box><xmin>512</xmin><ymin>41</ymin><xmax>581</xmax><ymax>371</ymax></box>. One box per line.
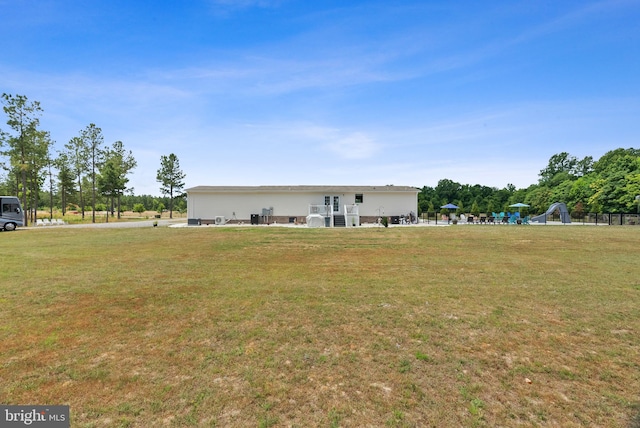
<box><xmin>509</xmin><ymin>202</ymin><xmax>529</xmax><ymax>214</ymax></box>
<box><xmin>440</xmin><ymin>203</ymin><xmax>459</xmax><ymax>209</ymax></box>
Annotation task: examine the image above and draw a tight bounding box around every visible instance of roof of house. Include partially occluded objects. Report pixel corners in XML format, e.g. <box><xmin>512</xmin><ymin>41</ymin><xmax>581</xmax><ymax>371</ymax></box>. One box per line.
<box><xmin>186</xmin><ymin>185</ymin><xmax>419</xmax><ymax>193</ymax></box>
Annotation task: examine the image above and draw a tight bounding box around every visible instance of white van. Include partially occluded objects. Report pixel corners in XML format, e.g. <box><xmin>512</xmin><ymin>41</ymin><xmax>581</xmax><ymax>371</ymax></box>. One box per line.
<box><xmin>1</xmin><ymin>196</ymin><xmax>24</xmax><ymax>231</ymax></box>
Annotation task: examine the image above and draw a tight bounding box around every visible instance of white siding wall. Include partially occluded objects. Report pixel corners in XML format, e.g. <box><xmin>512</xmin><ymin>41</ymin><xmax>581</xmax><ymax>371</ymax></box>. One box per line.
<box><xmin>188</xmin><ymin>190</ymin><xmax>417</xmax><ymax>220</ymax></box>
<box><xmin>188</xmin><ymin>192</ymin><xmax>326</xmax><ymax>219</ymax></box>
<box><xmin>357</xmin><ymin>192</ymin><xmax>417</xmax><ymax>217</ymax></box>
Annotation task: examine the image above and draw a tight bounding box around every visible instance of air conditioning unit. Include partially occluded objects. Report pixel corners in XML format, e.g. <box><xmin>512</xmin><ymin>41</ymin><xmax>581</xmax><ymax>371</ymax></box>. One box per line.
<box><xmin>215</xmin><ymin>216</ymin><xmax>225</xmax><ymax>225</ymax></box>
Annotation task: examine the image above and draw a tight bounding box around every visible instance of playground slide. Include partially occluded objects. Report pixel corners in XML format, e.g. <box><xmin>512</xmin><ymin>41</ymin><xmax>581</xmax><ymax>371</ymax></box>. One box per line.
<box><xmin>531</xmin><ymin>202</ymin><xmax>571</xmax><ymax>224</ymax></box>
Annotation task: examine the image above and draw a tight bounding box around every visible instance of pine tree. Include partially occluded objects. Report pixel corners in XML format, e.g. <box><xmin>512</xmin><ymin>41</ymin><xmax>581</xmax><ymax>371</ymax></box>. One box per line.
<box><xmin>156</xmin><ymin>153</ymin><xmax>186</xmax><ymax>219</ymax></box>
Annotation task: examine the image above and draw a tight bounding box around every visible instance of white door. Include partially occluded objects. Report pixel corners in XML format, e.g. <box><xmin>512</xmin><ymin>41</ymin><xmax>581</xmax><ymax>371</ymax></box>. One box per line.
<box><xmin>324</xmin><ymin>196</ymin><xmax>340</xmax><ymax>213</ymax></box>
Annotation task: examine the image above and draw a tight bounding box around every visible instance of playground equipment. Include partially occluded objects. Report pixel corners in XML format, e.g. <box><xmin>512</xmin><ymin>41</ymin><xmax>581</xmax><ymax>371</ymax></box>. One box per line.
<box><xmin>530</xmin><ymin>202</ymin><xmax>571</xmax><ymax>224</ymax></box>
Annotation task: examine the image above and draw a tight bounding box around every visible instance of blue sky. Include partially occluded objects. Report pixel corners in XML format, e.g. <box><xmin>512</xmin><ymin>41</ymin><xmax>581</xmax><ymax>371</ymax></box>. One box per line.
<box><xmin>1</xmin><ymin>0</ymin><xmax>639</xmax><ymax>196</ymax></box>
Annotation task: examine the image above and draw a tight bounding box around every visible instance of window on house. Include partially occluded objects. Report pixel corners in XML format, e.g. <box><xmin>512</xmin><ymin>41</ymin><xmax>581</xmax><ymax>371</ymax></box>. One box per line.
<box><xmin>355</xmin><ymin>194</ymin><xmax>363</xmax><ymax>204</ymax></box>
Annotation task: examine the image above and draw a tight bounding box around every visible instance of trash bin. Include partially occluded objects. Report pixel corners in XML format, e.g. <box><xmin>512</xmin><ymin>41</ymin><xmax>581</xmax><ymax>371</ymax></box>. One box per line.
<box><xmin>250</xmin><ymin>214</ymin><xmax>260</xmax><ymax>225</ymax></box>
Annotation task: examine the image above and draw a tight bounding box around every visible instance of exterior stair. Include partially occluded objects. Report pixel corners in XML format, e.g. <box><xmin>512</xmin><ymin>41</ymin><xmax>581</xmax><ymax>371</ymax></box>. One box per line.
<box><xmin>333</xmin><ymin>214</ymin><xmax>346</xmax><ymax>227</ymax></box>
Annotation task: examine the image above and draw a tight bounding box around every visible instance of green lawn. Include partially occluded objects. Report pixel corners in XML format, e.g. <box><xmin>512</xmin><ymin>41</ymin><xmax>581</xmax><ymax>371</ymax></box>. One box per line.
<box><xmin>1</xmin><ymin>225</ymin><xmax>639</xmax><ymax>427</ymax></box>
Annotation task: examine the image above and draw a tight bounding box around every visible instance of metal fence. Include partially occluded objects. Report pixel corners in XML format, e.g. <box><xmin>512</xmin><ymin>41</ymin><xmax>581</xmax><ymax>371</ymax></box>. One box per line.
<box><xmin>573</xmin><ymin>213</ymin><xmax>639</xmax><ymax>225</ymax></box>
<box><xmin>419</xmin><ymin>212</ymin><xmax>640</xmax><ymax>225</ymax></box>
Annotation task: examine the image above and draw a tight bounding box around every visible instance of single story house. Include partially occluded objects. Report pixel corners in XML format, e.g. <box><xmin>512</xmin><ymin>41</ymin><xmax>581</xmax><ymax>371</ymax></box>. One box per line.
<box><xmin>186</xmin><ymin>185</ymin><xmax>419</xmax><ymax>227</ymax></box>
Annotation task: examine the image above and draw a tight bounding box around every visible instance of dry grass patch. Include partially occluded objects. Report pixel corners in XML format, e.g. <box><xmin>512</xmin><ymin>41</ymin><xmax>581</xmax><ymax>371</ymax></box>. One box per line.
<box><xmin>1</xmin><ymin>226</ymin><xmax>639</xmax><ymax>427</ymax></box>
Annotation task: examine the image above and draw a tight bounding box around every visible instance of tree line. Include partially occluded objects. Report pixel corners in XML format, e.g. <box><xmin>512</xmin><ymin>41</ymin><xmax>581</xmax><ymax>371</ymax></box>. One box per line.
<box><xmin>419</xmin><ymin>149</ymin><xmax>640</xmax><ymax>216</ymax></box>
<box><xmin>0</xmin><ymin>94</ymin><xmax>186</xmax><ymax>225</ymax></box>
<box><xmin>3</xmin><ymin>94</ymin><xmax>638</xmax><ymax>223</ymax></box>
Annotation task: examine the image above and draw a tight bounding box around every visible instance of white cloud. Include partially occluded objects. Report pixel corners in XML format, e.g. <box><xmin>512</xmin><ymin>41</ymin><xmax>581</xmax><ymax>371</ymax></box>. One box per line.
<box><xmin>2</xmin><ymin>1</ymin><xmax>638</xmax><ymax>196</ymax></box>
<box><xmin>210</xmin><ymin>0</ymin><xmax>281</xmax><ymax>7</ymax></box>
<box><xmin>324</xmin><ymin>132</ymin><xmax>380</xmax><ymax>160</ymax></box>
<box><xmin>206</xmin><ymin>0</ymin><xmax>285</xmax><ymax>16</ymax></box>
<box><xmin>265</xmin><ymin>123</ymin><xmax>381</xmax><ymax>160</ymax></box>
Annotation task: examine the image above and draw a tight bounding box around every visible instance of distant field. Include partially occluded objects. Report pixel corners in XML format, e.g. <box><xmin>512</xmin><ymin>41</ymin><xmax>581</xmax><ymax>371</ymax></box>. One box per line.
<box><xmin>33</xmin><ymin>210</ymin><xmax>186</xmax><ymax>225</ymax></box>
<box><xmin>1</xmin><ymin>226</ymin><xmax>639</xmax><ymax>427</ymax></box>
